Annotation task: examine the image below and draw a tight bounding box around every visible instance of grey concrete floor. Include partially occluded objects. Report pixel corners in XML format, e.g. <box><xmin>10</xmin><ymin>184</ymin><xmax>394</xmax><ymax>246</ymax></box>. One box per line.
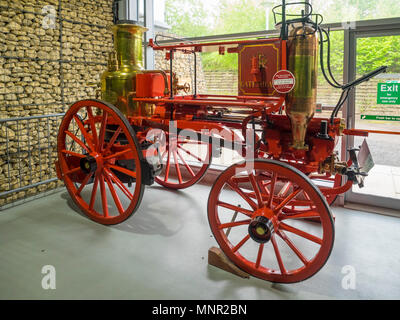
<box><xmin>0</xmin><ymin>183</ymin><xmax>399</xmax><ymax>300</ymax></box>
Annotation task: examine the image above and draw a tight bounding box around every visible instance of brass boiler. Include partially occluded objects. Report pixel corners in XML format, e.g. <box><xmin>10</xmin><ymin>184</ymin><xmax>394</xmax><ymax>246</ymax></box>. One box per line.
<box><xmin>285</xmin><ymin>23</ymin><xmax>318</xmax><ymax>150</ymax></box>
<box><xmin>101</xmin><ymin>22</ymin><xmax>147</xmax><ymax>116</ymax></box>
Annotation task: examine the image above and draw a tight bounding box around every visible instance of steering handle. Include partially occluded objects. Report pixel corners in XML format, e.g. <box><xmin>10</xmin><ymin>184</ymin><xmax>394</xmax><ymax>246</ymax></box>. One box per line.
<box><xmin>342</xmin><ymin>66</ymin><xmax>388</xmax><ymax>90</ymax></box>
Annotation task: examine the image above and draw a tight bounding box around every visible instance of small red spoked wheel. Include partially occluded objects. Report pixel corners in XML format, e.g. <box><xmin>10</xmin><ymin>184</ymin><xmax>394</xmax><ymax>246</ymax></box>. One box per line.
<box><xmin>154</xmin><ymin>131</ymin><xmax>212</xmax><ymax>189</ymax></box>
<box><xmin>208</xmin><ymin>159</ymin><xmax>335</xmax><ymax>283</ymax></box>
<box><xmin>57</xmin><ymin>99</ymin><xmax>144</xmax><ymax>225</ymax></box>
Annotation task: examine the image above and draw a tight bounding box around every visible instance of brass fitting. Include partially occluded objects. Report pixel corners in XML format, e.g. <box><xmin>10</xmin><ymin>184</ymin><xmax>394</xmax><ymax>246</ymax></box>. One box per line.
<box><xmin>319</xmin><ymin>153</ymin><xmax>348</xmax><ymax>175</ymax></box>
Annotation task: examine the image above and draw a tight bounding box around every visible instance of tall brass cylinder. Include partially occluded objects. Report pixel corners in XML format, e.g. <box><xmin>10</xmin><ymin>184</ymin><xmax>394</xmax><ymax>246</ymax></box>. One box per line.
<box><xmin>101</xmin><ymin>23</ymin><xmax>147</xmax><ymax>116</ymax></box>
<box><xmin>285</xmin><ymin>24</ymin><xmax>318</xmax><ymax>150</ymax></box>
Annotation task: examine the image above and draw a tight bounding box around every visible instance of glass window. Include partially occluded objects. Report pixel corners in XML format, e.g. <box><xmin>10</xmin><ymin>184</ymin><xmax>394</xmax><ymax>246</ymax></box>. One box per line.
<box><xmin>310</xmin><ymin>0</ymin><xmax>400</xmax><ymax>24</ymax></box>
<box><xmin>159</xmin><ymin>0</ymin><xmax>287</xmax><ymax>38</ymax></box>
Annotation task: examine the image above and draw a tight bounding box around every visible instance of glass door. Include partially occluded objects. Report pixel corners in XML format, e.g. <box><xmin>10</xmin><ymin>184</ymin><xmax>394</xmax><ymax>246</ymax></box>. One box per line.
<box><xmin>346</xmin><ymin>33</ymin><xmax>400</xmax><ymax>210</ymax></box>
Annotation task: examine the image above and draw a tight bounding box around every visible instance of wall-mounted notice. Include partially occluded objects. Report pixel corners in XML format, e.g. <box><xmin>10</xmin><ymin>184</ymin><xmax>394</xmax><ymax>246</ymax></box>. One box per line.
<box><xmin>361</xmin><ymin>115</ymin><xmax>400</xmax><ymax>121</ymax></box>
<box><xmin>377</xmin><ymin>82</ymin><xmax>400</xmax><ymax>105</ymax></box>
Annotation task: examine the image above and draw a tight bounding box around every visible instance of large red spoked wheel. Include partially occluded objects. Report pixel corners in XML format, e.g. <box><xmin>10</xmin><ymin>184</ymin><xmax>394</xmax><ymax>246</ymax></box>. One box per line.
<box><xmin>208</xmin><ymin>159</ymin><xmax>335</xmax><ymax>283</ymax></box>
<box><xmin>57</xmin><ymin>99</ymin><xmax>144</xmax><ymax>225</ymax></box>
<box><xmin>154</xmin><ymin>131</ymin><xmax>212</xmax><ymax>189</ymax></box>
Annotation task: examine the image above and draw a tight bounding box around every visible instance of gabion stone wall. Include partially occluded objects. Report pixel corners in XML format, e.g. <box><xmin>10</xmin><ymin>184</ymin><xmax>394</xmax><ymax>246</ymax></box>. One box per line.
<box><xmin>0</xmin><ymin>0</ymin><xmax>114</xmax><ymax>207</ymax></box>
<box><xmin>0</xmin><ymin>2</ymin><xmax>208</xmax><ymax>208</ymax></box>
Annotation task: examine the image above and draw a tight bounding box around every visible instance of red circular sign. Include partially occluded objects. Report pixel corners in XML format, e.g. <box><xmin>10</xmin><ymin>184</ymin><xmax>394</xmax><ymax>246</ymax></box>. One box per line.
<box><xmin>272</xmin><ymin>70</ymin><xmax>296</xmax><ymax>94</ymax></box>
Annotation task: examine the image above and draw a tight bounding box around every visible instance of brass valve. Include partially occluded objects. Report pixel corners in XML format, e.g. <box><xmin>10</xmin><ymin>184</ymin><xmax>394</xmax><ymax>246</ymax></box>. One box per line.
<box><xmin>176</xmin><ymin>82</ymin><xmax>191</xmax><ymax>94</ymax></box>
<box><xmin>172</xmin><ymin>73</ymin><xmax>191</xmax><ymax>95</ymax></box>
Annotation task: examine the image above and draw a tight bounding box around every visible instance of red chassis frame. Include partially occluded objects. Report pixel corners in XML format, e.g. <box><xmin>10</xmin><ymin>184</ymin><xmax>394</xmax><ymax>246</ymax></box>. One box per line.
<box><xmin>129</xmin><ymin>37</ymin><xmax>366</xmax><ymax>199</ymax></box>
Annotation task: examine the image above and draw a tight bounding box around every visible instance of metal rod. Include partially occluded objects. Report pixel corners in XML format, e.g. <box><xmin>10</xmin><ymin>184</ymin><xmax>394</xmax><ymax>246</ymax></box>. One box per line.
<box><xmin>169</xmin><ymin>50</ymin><xmax>174</xmax><ymax>99</ymax></box>
<box><xmin>0</xmin><ymin>55</ymin><xmax>106</xmax><ymax>66</ymax></box>
<box><xmin>281</xmin><ymin>0</ymin><xmax>287</xmax><ymax>40</ymax></box>
<box><xmin>0</xmin><ymin>5</ymin><xmax>108</xmax><ymax>29</ymax></box>
<box><xmin>0</xmin><ymin>102</ymin><xmax>62</xmax><ymax>111</ymax></box>
<box><xmin>16</xmin><ymin>120</ymin><xmax>22</xmax><ymax>189</ymax></box>
<box><xmin>47</xmin><ymin>117</ymin><xmax>51</xmax><ymax>180</ymax></box>
<box><xmin>0</xmin><ymin>113</ymin><xmax>65</xmax><ymax>123</ymax></box>
<box><xmin>27</xmin><ymin>120</ymin><xmax>33</xmax><ymax>185</ymax></box>
<box><xmin>0</xmin><ymin>178</ymin><xmax>59</xmax><ymax>198</ymax></box>
<box><xmin>151</xmin><ymin>17</ymin><xmax>400</xmax><ymax>46</ymax></box>
<box><xmin>194</xmin><ymin>52</ymin><xmax>197</xmax><ymax>97</ymax></box>
<box><xmin>5</xmin><ymin>125</ymin><xmax>11</xmax><ymax>192</ymax></box>
<box><xmin>37</xmin><ymin>119</ymin><xmax>42</xmax><ymax>182</ymax></box>
<box><xmin>58</xmin><ymin>0</ymin><xmax>65</xmax><ymax>111</ymax></box>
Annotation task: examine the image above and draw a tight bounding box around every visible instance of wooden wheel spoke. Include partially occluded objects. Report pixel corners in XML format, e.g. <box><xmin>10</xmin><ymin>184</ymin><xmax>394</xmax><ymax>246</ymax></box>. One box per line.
<box><xmin>217</xmin><ymin>201</ymin><xmax>253</xmax><ymax>217</ymax></box>
<box><xmin>108</xmin><ymin>164</ymin><xmax>136</xmax><ymax>179</ymax></box>
<box><xmin>277</xmin><ymin>230</ymin><xmax>309</xmax><ymax>266</ymax></box>
<box><xmin>271</xmin><ymin>234</ymin><xmax>287</xmax><ymax>275</ymax></box>
<box><xmin>218</xmin><ymin>219</ymin><xmax>251</xmax><ymax>230</ymax></box>
<box><xmin>279</xmin><ymin>222</ymin><xmax>323</xmax><ymax>245</ymax></box>
<box><xmin>104</xmin><ymin>126</ymin><xmax>122</xmax><ymax>154</ymax></box>
<box><xmin>65</xmin><ymin>166</ymin><xmax>81</xmax><ymax>176</ymax></box>
<box><xmin>226</xmin><ymin>179</ymin><xmax>258</xmax><ymax>211</ymax></box>
<box><xmin>104</xmin><ymin>173</ymin><xmax>124</xmax><ymax>215</ymax></box>
<box><xmin>274</xmin><ymin>187</ymin><xmax>302</xmax><ymax>214</ymax></box>
<box><xmin>280</xmin><ymin>211</ymin><xmax>321</xmax><ymax>221</ymax></box>
<box><xmin>65</xmin><ymin>130</ymin><xmax>91</xmax><ymax>153</ymax></box>
<box><xmin>98</xmin><ymin>111</ymin><xmax>108</xmax><ymax>152</ymax></box>
<box><xmin>258</xmin><ymin>179</ymin><xmax>271</xmax><ymax>196</ymax></box>
<box><xmin>85</xmin><ymin>106</ymin><xmax>99</xmax><ymax>148</ymax></box>
<box><xmin>73</xmin><ymin>115</ymin><xmax>95</xmax><ymax>151</ymax></box>
<box><xmin>247</xmin><ymin>191</ymin><xmax>269</xmax><ymax>201</ymax></box>
<box><xmin>178</xmin><ymin>145</ymin><xmax>203</xmax><ymax>162</ymax></box>
<box><xmin>89</xmin><ymin>172</ymin><xmax>100</xmax><ymax>211</ymax></box>
<box><xmin>277</xmin><ymin>181</ymin><xmax>292</xmax><ymax>197</ymax></box>
<box><xmin>76</xmin><ymin>172</ymin><xmax>94</xmax><ymax>196</ymax></box>
<box><xmin>62</xmin><ymin>149</ymin><xmax>86</xmax><ymax>158</ymax></box>
<box><xmin>267</xmin><ymin>172</ymin><xmax>277</xmax><ymax>208</ymax></box>
<box><xmin>255</xmin><ymin>243</ymin><xmax>264</xmax><ymax>269</ymax></box>
<box><xmin>176</xmin><ymin>149</ymin><xmax>195</xmax><ymax>177</ymax></box>
<box><xmin>249</xmin><ymin>173</ymin><xmax>264</xmax><ymax>207</ymax></box>
<box><xmin>164</xmin><ymin>149</ymin><xmax>171</xmax><ymax>182</ymax></box>
<box><xmin>104</xmin><ymin>168</ymin><xmax>133</xmax><ymax>201</ymax></box>
<box><xmin>233</xmin><ymin>234</ymin><xmax>250</xmax><ymax>253</ymax></box>
<box><xmin>172</xmin><ymin>150</ymin><xmax>183</xmax><ymax>184</ymax></box>
<box><xmin>103</xmin><ymin>149</ymin><xmax>131</xmax><ymax>161</ymax></box>
<box><xmin>99</xmin><ymin>173</ymin><xmax>109</xmax><ymax>217</ymax></box>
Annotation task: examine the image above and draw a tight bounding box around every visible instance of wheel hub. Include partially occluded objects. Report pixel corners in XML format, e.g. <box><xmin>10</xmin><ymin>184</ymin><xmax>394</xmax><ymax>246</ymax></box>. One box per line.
<box><xmin>248</xmin><ymin>216</ymin><xmax>274</xmax><ymax>243</ymax></box>
<box><xmin>80</xmin><ymin>155</ymin><xmax>98</xmax><ymax>173</ymax></box>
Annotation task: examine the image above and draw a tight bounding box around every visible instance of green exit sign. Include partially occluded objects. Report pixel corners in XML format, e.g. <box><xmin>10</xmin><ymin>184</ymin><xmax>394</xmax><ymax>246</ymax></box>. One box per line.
<box><xmin>377</xmin><ymin>82</ymin><xmax>400</xmax><ymax>105</ymax></box>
